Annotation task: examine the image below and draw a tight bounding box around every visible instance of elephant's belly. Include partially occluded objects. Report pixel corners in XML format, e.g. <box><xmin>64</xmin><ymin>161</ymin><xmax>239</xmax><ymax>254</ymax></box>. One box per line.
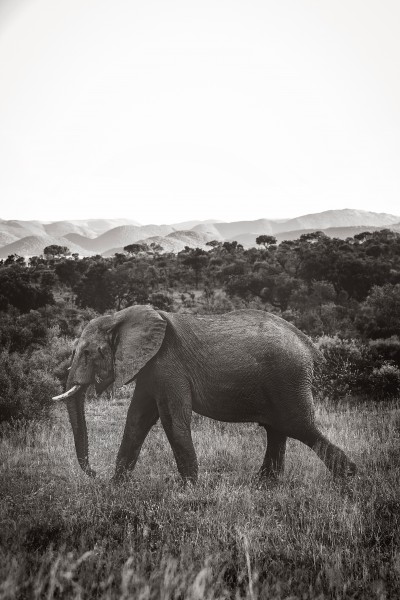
<box><xmin>182</xmin><ymin>343</ymin><xmax>290</xmax><ymax>424</ymax></box>
<box><xmin>190</xmin><ymin>377</ymin><xmax>271</xmax><ymax>423</ymax></box>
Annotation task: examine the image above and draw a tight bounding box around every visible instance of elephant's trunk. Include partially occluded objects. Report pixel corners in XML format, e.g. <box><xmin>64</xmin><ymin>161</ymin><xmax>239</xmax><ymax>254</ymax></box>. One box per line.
<box><xmin>65</xmin><ymin>386</ymin><xmax>96</xmax><ymax>477</ymax></box>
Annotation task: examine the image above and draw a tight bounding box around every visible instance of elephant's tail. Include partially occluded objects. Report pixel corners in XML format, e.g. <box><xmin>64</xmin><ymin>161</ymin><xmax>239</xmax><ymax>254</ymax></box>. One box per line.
<box><xmin>281</xmin><ymin>319</ymin><xmax>325</xmax><ymax>366</ymax></box>
<box><xmin>293</xmin><ymin>327</ymin><xmax>326</xmax><ymax>368</ymax></box>
<box><xmin>310</xmin><ymin>344</ymin><xmax>326</xmax><ymax>366</ymax></box>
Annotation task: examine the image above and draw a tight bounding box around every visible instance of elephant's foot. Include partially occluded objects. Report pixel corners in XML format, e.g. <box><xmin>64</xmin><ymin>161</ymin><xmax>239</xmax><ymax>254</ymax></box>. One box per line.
<box><xmin>111</xmin><ymin>469</ymin><xmax>131</xmax><ymax>485</ymax></box>
<box><xmin>78</xmin><ymin>460</ymin><xmax>96</xmax><ymax>478</ymax></box>
<box><xmin>257</xmin><ymin>467</ymin><xmax>282</xmax><ymax>485</ymax></box>
<box><xmin>85</xmin><ymin>467</ymin><xmax>97</xmax><ymax>478</ymax></box>
<box><xmin>312</xmin><ymin>438</ymin><xmax>357</xmax><ymax>478</ymax></box>
<box><xmin>178</xmin><ymin>466</ymin><xmax>198</xmax><ymax>486</ymax></box>
<box><xmin>257</xmin><ymin>453</ymin><xmax>285</xmax><ymax>482</ymax></box>
<box><xmin>179</xmin><ymin>476</ymin><xmax>197</xmax><ymax>489</ymax></box>
<box><xmin>254</xmin><ymin>471</ymin><xmax>280</xmax><ymax>489</ymax></box>
<box><xmin>112</xmin><ymin>459</ymin><xmax>132</xmax><ymax>484</ymax></box>
<box><xmin>174</xmin><ymin>455</ymin><xmax>198</xmax><ymax>485</ymax></box>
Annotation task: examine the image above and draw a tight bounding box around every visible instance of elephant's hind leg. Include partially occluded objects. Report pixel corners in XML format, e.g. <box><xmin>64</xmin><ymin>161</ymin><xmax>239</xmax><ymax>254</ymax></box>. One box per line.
<box><xmin>296</xmin><ymin>427</ymin><xmax>356</xmax><ymax>477</ymax></box>
<box><xmin>258</xmin><ymin>426</ymin><xmax>287</xmax><ymax>480</ymax></box>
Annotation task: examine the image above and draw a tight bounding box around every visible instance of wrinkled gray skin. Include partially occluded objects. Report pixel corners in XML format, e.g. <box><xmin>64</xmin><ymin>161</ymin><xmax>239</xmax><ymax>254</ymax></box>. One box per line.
<box><xmin>59</xmin><ymin>306</ymin><xmax>356</xmax><ymax>482</ymax></box>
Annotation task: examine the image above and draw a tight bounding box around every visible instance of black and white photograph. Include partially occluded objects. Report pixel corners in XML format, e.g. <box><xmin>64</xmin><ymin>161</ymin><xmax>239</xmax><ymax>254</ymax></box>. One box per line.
<box><xmin>0</xmin><ymin>1</ymin><xmax>399</xmax><ymax>598</ymax></box>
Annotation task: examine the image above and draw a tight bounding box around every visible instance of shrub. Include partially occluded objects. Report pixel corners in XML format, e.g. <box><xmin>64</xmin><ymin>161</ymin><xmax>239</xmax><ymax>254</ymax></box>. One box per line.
<box><xmin>356</xmin><ymin>283</ymin><xmax>400</xmax><ymax>338</ymax></box>
<box><xmin>369</xmin><ymin>336</ymin><xmax>400</xmax><ymax>368</ymax></box>
<box><xmin>0</xmin><ymin>351</ymin><xmax>61</xmax><ymax>423</ymax></box>
<box><xmin>315</xmin><ymin>335</ymin><xmax>400</xmax><ymax>402</ymax></box>
<box><xmin>149</xmin><ymin>292</ymin><xmax>173</xmax><ymax>312</ymax></box>
<box><xmin>0</xmin><ymin>310</ymin><xmax>48</xmax><ymax>353</ymax></box>
<box><xmin>0</xmin><ymin>332</ymin><xmax>74</xmax><ymax>425</ymax></box>
<box><xmin>315</xmin><ymin>336</ymin><xmax>372</xmax><ymax>401</ymax></box>
<box><xmin>368</xmin><ymin>363</ymin><xmax>400</xmax><ymax>400</ymax></box>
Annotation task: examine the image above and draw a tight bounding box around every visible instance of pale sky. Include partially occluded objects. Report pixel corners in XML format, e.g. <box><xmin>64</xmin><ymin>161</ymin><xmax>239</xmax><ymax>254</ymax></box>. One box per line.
<box><xmin>1</xmin><ymin>0</ymin><xmax>400</xmax><ymax>224</ymax></box>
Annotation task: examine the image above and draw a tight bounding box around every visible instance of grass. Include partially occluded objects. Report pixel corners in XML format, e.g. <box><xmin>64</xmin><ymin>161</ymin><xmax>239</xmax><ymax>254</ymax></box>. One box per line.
<box><xmin>1</xmin><ymin>398</ymin><xmax>399</xmax><ymax>599</ymax></box>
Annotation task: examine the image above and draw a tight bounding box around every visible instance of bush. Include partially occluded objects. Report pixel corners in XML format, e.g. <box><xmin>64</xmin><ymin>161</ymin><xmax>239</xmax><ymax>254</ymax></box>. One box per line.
<box><xmin>315</xmin><ymin>336</ymin><xmax>372</xmax><ymax>401</ymax></box>
<box><xmin>315</xmin><ymin>335</ymin><xmax>400</xmax><ymax>402</ymax></box>
<box><xmin>0</xmin><ymin>351</ymin><xmax>61</xmax><ymax>423</ymax></box>
<box><xmin>369</xmin><ymin>336</ymin><xmax>400</xmax><ymax>368</ymax></box>
<box><xmin>356</xmin><ymin>283</ymin><xmax>400</xmax><ymax>338</ymax></box>
<box><xmin>0</xmin><ymin>310</ymin><xmax>48</xmax><ymax>353</ymax></box>
<box><xmin>149</xmin><ymin>292</ymin><xmax>173</xmax><ymax>312</ymax></box>
<box><xmin>368</xmin><ymin>363</ymin><xmax>400</xmax><ymax>400</ymax></box>
<box><xmin>0</xmin><ymin>332</ymin><xmax>74</xmax><ymax>425</ymax></box>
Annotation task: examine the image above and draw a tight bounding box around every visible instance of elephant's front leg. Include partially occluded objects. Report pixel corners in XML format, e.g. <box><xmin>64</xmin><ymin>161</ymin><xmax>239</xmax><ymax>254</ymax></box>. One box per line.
<box><xmin>114</xmin><ymin>388</ymin><xmax>159</xmax><ymax>481</ymax></box>
<box><xmin>157</xmin><ymin>388</ymin><xmax>198</xmax><ymax>484</ymax></box>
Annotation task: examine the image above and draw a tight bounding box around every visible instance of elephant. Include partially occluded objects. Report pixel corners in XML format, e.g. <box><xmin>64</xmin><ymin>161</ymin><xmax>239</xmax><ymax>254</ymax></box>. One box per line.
<box><xmin>52</xmin><ymin>305</ymin><xmax>356</xmax><ymax>482</ymax></box>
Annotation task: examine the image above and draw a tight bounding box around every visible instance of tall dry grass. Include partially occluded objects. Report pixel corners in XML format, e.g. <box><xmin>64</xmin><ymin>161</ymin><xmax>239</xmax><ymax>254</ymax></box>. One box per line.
<box><xmin>1</xmin><ymin>398</ymin><xmax>399</xmax><ymax>599</ymax></box>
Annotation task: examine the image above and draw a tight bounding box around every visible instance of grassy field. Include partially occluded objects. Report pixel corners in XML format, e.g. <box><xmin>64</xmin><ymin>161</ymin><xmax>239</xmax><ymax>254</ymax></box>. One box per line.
<box><xmin>1</xmin><ymin>397</ymin><xmax>399</xmax><ymax>599</ymax></box>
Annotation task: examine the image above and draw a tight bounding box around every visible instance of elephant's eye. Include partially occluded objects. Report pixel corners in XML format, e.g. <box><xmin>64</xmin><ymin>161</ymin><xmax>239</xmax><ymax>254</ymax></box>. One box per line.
<box><xmin>83</xmin><ymin>349</ymin><xmax>89</xmax><ymax>365</ymax></box>
<box><xmin>98</xmin><ymin>347</ymin><xmax>105</xmax><ymax>359</ymax></box>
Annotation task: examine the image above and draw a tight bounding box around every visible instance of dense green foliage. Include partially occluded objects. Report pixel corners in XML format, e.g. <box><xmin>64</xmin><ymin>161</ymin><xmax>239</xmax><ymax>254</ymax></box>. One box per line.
<box><xmin>1</xmin><ymin>229</ymin><xmax>400</xmax><ymax>424</ymax></box>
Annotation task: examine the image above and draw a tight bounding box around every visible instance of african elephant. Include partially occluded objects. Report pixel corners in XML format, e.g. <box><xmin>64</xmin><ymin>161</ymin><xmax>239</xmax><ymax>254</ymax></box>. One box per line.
<box><xmin>53</xmin><ymin>306</ymin><xmax>356</xmax><ymax>482</ymax></box>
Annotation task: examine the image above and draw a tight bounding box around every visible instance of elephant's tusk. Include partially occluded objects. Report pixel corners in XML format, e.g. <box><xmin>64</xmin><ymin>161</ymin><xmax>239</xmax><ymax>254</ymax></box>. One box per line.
<box><xmin>52</xmin><ymin>384</ymin><xmax>82</xmax><ymax>401</ymax></box>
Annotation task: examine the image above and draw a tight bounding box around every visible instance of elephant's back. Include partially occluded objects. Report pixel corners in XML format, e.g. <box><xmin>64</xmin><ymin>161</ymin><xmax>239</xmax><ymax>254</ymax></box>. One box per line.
<box><xmin>160</xmin><ymin>309</ymin><xmax>320</xmax><ymax>365</ymax></box>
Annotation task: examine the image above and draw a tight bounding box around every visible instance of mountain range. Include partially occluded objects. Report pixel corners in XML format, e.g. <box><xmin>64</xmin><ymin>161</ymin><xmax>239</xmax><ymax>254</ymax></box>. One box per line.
<box><xmin>1</xmin><ymin>209</ymin><xmax>400</xmax><ymax>258</ymax></box>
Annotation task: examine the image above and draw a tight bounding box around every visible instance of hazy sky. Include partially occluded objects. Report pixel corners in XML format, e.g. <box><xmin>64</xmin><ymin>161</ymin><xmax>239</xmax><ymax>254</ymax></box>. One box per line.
<box><xmin>1</xmin><ymin>0</ymin><xmax>399</xmax><ymax>224</ymax></box>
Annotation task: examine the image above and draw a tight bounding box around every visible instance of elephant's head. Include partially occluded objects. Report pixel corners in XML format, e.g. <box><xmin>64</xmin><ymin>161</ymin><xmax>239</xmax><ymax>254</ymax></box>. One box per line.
<box><xmin>53</xmin><ymin>305</ymin><xmax>167</xmax><ymax>476</ymax></box>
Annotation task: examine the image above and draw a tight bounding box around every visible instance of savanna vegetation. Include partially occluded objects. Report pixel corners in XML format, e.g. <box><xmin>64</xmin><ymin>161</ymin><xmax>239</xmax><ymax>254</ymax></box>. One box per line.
<box><xmin>1</xmin><ymin>231</ymin><xmax>399</xmax><ymax>598</ymax></box>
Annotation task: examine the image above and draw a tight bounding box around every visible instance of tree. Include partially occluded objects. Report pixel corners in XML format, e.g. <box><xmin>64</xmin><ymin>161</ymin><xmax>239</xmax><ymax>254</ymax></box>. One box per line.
<box><xmin>74</xmin><ymin>262</ymin><xmax>114</xmax><ymax>312</ymax></box>
<box><xmin>222</xmin><ymin>241</ymin><xmax>244</xmax><ymax>254</ymax></box>
<box><xmin>43</xmin><ymin>245</ymin><xmax>70</xmax><ymax>259</ymax></box>
<box><xmin>149</xmin><ymin>242</ymin><xmax>164</xmax><ymax>254</ymax></box>
<box><xmin>55</xmin><ymin>259</ymin><xmax>82</xmax><ymax>287</ymax></box>
<box><xmin>356</xmin><ymin>283</ymin><xmax>400</xmax><ymax>339</ymax></box>
<box><xmin>299</xmin><ymin>231</ymin><xmax>327</xmax><ymax>243</ymax></box>
<box><xmin>256</xmin><ymin>235</ymin><xmax>277</xmax><ymax>248</ymax></box>
<box><xmin>5</xmin><ymin>254</ymin><xmax>25</xmax><ymax>266</ymax></box>
<box><xmin>206</xmin><ymin>240</ymin><xmax>222</xmax><ymax>248</ymax></box>
<box><xmin>0</xmin><ymin>264</ymin><xmax>54</xmax><ymax>313</ymax></box>
<box><xmin>178</xmin><ymin>247</ymin><xmax>209</xmax><ymax>288</ymax></box>
<box><xmin>124</xmin><ymin>243</ymin><xmax>149</xmax><ymax>255</ymax></box>
<box><xmin>354</xmin><ymin>231</ymin><xmax>372</xmax><ymax>243</ymax></box>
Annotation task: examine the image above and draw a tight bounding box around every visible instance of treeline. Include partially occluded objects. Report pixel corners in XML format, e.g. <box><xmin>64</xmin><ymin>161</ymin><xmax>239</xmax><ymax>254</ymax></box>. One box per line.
<box><xmin>2</xmin><ymin>229</ymin><xmax>400</xmax><ymax>337</ymax></box>
<box><xmin>1</xmin><ymin>229</ymin><xmax>400</xmax><ymax>422</ymax></box>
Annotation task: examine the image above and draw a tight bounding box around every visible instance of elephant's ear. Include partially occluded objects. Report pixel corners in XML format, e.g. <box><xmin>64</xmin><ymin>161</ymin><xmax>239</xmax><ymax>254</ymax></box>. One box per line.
<box><xmin>110</xmin><ymin>305</ymin><xmax>167</xmax><ymax>387</ymax></box>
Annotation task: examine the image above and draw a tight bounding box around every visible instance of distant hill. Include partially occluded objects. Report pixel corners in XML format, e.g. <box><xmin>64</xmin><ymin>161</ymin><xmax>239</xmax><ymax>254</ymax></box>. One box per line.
<box><xmin>0</xmin><ymin>218</ymin><xmax>139</xmax><ymax>241</ymax></box>
<box><xmin>191</xmin><ymin>223</ymin><xmax>224</xmax><ymax>240</ymax></box>
<box><xmin>0</xmin><ymin>234</ymin><xmax>93</xmax><ymax>258</ymax></box>
<box><xmin>165</xmin><ymin>230</ymin><xmax>213</xmax><ymax>249</ymax></box>
<box><xmin>0</xmin><ymin>231</ymin><xmax>19</xmax><ymax>246</ymax></box>
<box><xmin>233</xmin><ymin>224</ymin><xmax>400</xmax><ymax>248</ymax></box>
<box><xmin>0</xmin><ymin>219</ymin><xmax>46</xmax><ymax>239</ymax></box>
<box><xmin>44</xmin><ymin>221</ymin><xmax>98</xmax><ymax>238</ymax></box>
<box><xmin>270</xmin><ymin>209</ymin><xmax>400</xmax><ymax>234</ymax></box>
<box><xmin>56</xmin><ymin>218</ymin><xmax>140</xmax><ymax>236</ymax></box>
<box><xmin>214</xmin><ymin>219</ymin><xmax>276</xmax><ymax>239</ymax></box>
<box><xmin>102</xmin><ymin>230</ymin><xmax>213</xmax><ymax>256</ymax></box>
<box><xmin>69</xmin><ymin>224</ymin><xmax>175</xmax><ymax>254</ymax></box>
<box><xmin>171</xmin><ymin>218</ymin><xmax>222</xmax><ymax>229</ymax></box>
<box><xmin>275</xmin><ymin>224</ymin><xmax>400</xmax><ymax>243</ymax></box>
<box><xmin>64</xmin><ymin>233</ymin><xmax>101</xmax><ymax>252</ymax></box>
<box><xmin>214</xmin><ymin>209</ymin><xmax>400</xmax><ymax>240</ymax></box>
<box><xmin>1</xmin><ymin>210</ymin><xmax>400</xmax><ymax>257</ymax></box>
